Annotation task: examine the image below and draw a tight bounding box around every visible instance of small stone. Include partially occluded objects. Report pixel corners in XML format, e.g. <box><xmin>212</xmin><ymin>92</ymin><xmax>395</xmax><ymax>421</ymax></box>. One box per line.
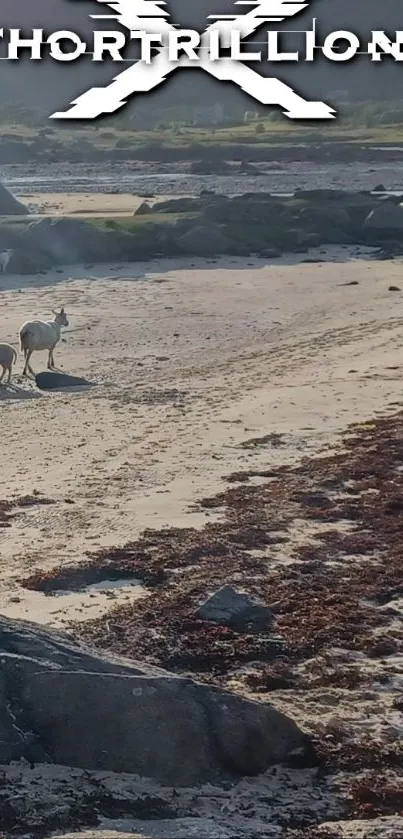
<box><xmin>195</xmin><ymin>585</ymin><xmax>274</xmax><ymax>631</ymax></box>
<box><xmin>366</xmin><ymin>637</ymin><xmax>398</xmax><ymax>658</ymax></box>
<box><xmin>301</xmin><ymin>492</ymin><xmax>332</xmax><ymax>508</ymax></box>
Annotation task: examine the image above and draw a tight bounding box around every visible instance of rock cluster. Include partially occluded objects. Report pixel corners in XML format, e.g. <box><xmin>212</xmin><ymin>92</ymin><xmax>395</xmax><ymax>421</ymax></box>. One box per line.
<box><xmin>2</xmin><ymin>186</ymin><xmax>403</xmax><ymax>273</ymax></box>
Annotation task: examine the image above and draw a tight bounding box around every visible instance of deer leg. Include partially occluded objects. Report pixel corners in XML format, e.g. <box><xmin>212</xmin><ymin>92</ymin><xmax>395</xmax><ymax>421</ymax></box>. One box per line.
<box><xmin>48</xmin><ymin>347</ymin><xmax>56</xmax><ymax>369</ymax></box>
<box><xmin>27</xmin><ymin>354</ymin><xmax>36</xmax><ymax>376</ymax></box>
<box><xmin>0</xmin><ymin>366</ymin><xmax>5</xmax><ymax>384</ymax></box>
<box><xmin>23</xmin><ymin>349</ymin><xmax>34</xmax><ymax>376</ymax></box>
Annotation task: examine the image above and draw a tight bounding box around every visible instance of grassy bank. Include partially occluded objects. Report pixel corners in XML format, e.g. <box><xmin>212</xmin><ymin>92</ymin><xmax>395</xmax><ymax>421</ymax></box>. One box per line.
<box><xmin>1</xmin><ymin>101</ymin><xmax>403</xmax><ymax>164</ymax></box>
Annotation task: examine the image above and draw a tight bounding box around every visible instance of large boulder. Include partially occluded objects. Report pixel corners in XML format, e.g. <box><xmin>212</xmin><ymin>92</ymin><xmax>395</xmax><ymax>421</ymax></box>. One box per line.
<box><xmin>0</xmin><ymin>223</ymin><xmax>53</xmax><ymax>273</ymax></box>
<box><xmin>364</xmin><ymin>203</ymin><xmax>403</xmax><ymax>235</ymax></box>
<box><xmin>25</xmin><ymin>218</ymin><xmax>120</xmax><ymax>264</ymax></box>
<box><xmin>0</xmin><ymin>616</ymin><xmax>310</xmax><ymax>786</ymax></box>
<box><xmin>151</xmin><ymin>198</ymin><xmax>201</xmax><ymax>214</ymax></box>
<box><xmin>207</xmin><ymin>195</ymin><xmax>282</xmax><ymax>224</ymax></box>
<box><xmin>0</xmin><ymin>182</ymin><xmax>28</xmax><ymax>215</ymax></box>
<box><xmin>176</xmin><ymin>224</ymin><xmax>232</xmax><ymax>256</ymax></box>
<box><xmin>25</xmin><ymin>217</ymin><xmax>163</xmax><ymax>264</ymax></box>
<box><xmin>135</xmin><ymin>201</ymin><xmax>153</xmax><ymax>215</ymax></box>
<box><xmin>298</xmin><ymin>204</ymin><xmax>351</xmax><ymax>231</ymax></box>
<box><xmin>25</xmin><ymin>218</ymin><xmax>106</xmax><ymax>264</ymax></box>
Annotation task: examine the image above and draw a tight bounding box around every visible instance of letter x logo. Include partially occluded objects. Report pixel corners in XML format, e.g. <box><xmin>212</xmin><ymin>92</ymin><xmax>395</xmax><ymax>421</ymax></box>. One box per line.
<box><xmin>51</xmin><ymin>0</ymin><xmax>335</xmax><ymax>120</ymax></box>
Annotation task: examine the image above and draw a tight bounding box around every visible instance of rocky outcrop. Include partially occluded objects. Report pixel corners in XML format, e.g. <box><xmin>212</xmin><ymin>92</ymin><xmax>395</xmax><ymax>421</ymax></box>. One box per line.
<box><xmin>175</xmin><ymin>224</ymin><xmax>232</xmax><ymax>256</ymax></box>
<box><xmin>364</xmin><ymin>202</ymin><xmax>403</xmax><ymax>235</ymax></box>
<box><xmin>135</xmin><ymin>200</ymin><xmax>153</xmax><ymax>215</ymax></box>
<box><xmin>0</xmin><ymin>182</ymin><xmax>28</xmax><ymax>215</ymax></box>
<box><xmin>2</xmin><ymin>188</ymin><xmax>403</xmax><ymax>271</ymax></box>
<box><xmin>0</xmin><ymin>617</ymin><xmax>311</xmax><ymax>786</ymax></box>
<box><xmin>151</xmin><ymin>197</ymin><xmax>201</xmax><ymax>214</ymax></box>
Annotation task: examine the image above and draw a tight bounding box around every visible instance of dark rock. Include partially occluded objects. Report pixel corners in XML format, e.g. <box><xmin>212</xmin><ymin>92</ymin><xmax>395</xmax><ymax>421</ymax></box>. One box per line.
<box><xmin>389</xmin><ymin>285</ymin><xmax>401</xmax><ymax>292</ymax></box>
<box><xmin>376</xmin><ymin>241</ymin><xmax>403</xmax><ymax>258</ymax></box>
<box><xmin>152</xmin><ymin>197</ymin><xmax>200</xmax><ymax>214</ymax></box>
<box><xmin>296</xmin><ymin>233</ymin><xmax>322</xmax><ymax>249</ymax></box>
<box><xmin>0</xmin><ymin>225</ymin><xmax>52</xmax><ymax>274</ymax></box>
<box><xmin>373</xmin><ymin>183</ymin><xmax>386</xmax><ymax>192</ymax></box>
<box><xmin>25</xmin><ymin>217</ymin><xmax>153</xmax><ymax>264</ymax></box>
<box><xmin>195</xmin><ymin>585</ymin><xmax>274</xmax><ymax>631</ymax></box>
<box><xmin>364</xmin><ymin>203</ymin><xmax>403</xmax><ymax>235</ymax></box>
<box><xmin>259</xmin><ymin>247</ymin><xmax>282</xmax><ymax>259</ymax></box>
<box><xmin>135</xmin><ymin>201</ymin><xmax>153</xmax><ymax>215</ymax></box>
<box><xmin>383</xmin><ymin>496</ymin><xmax>403</xmax><ymax>514</ymax></box>
<box><xmin>35</xmin><ymin>372</ymin><xmax>95</xmax><ymax>391</ymax></box>
<box><xmin>298</xmin><ymin>204</ymin><xmax>351</xmax><ymax>235</ymax></box>
<box><xmin>366</xmin><ymin>636</ymin><xmax>398</xmax><ymax>658</ymax></box>
<box><xmin>382</xmin><ymin>194</ymin><xmax>403</xmax><ymax>204</ymax></box>
<box><xmin>301</xmin><ymin>493</ymin><xmax>333</xmax><ymax>508</ymax></box>
<box><xmin>176</xmin><ymin>224</ymin><xmax>232</xmax><ymax>256</ymax></box>
<box><xmin>294</xmin><ymin>188</ymin><xmax>352</xmax><ymax>201</ymax></box>
<box><xmin>191</xmin><ymin>160</ymin><xmax>232</xmax><ymax>175</ymax></box>
<box><xmin>26</xmin><ymin>217</ymin><xmax>103</xmax><ymax>264</ymax></box>
<box><xmin>0</xmin><ymin>616</ymin><xmax>310</xmax><ymax>784</ymax></box>
<box><xmin>0</xmin><ymin>182</ymin><xmax>29</xmax><ymax>215</ymax></box>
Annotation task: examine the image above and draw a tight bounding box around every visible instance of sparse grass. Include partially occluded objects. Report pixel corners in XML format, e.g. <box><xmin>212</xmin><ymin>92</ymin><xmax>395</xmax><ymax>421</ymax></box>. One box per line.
<box><xmin>89</xmin><ymin>212</ymin><xmax>189</xmax><ymax>231</ymax></box>
<box><xmin>2</xmin><ymin>108</ymin><xmax>403</xmax><ymax>153</ymax></box>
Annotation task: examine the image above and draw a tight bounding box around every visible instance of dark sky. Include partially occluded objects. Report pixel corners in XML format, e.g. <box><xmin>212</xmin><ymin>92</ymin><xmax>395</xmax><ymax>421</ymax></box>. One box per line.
<box><xmin>0</xmin><ymin>1</ymin><xmax>401</xmax><ymax>121</ymax></box>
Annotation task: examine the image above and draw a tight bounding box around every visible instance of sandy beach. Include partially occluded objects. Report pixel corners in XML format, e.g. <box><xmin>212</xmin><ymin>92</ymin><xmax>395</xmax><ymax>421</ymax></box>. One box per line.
<box><xmin>1</xmin><ymin>242</ymin><xmax>402</xmax><ymax>626</ymax></box>
<box><xmin>19</xmin><ymin>191</ymin><xmax>163</xmax><ymax>217</ymax></box>
<box><xmin>0</xmin><ymin>206</ymin><xmax>403</xmax><ymax>837</ymax></box>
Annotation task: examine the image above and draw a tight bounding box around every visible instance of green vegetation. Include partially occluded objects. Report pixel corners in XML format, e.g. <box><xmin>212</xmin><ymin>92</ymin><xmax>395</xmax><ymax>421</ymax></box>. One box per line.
<box><xmin>93</xmin><ymin>213</ymin><xmax>189</xmax><ymax>231</ymax></box>
<box><xmin>1</xmin><ymin>100</ymin><xmax>403</xmax><ymax>153</ymax></box>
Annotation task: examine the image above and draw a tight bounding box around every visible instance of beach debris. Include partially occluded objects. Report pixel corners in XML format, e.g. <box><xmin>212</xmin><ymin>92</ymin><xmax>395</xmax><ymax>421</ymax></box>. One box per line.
<box><xmin>195</xmin><ymin>585</ymin><xmax>274</xmax><ymax>631</ymax></box>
